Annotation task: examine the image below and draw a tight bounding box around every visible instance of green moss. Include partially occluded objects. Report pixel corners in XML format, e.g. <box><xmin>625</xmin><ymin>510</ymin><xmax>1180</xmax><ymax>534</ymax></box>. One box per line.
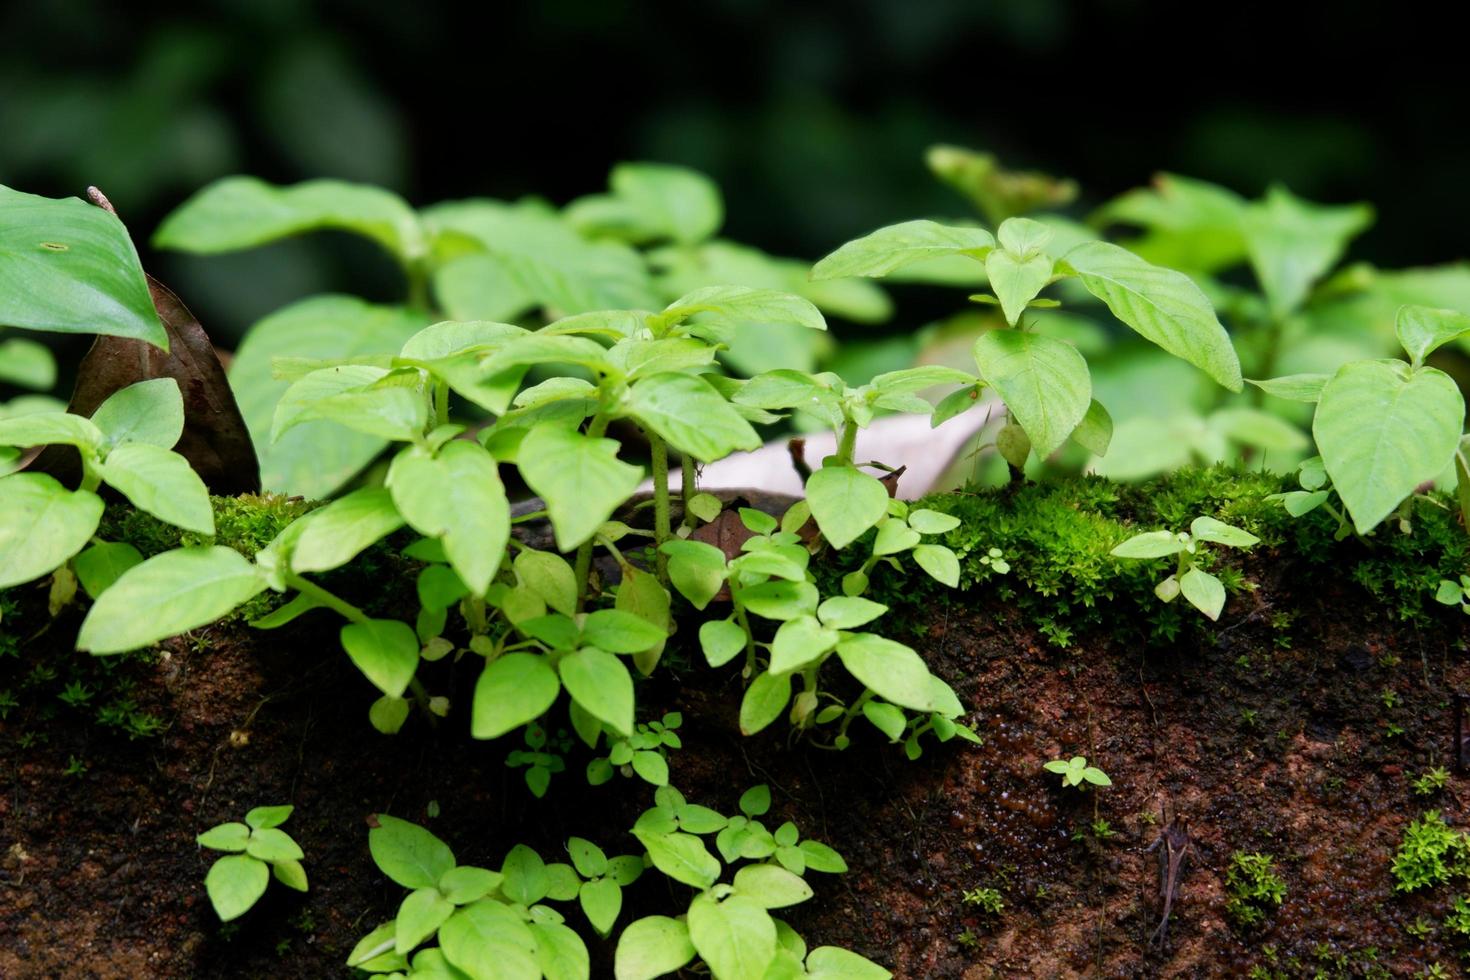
<box><xmin>1225</xmin><ymin>851</ymin><xmax>1287</xmax><ymax>928</ymax></box>
<box><xmin>96</xmin><ymin>492</ymin><xmax>315</xmax><ymax>559</ymax></box>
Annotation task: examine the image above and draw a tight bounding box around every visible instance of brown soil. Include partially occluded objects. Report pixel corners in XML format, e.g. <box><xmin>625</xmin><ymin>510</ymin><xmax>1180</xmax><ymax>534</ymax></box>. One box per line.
<box><xmin>2</xmin><ymin>546</ymin><xmax>1468</xmax><ymax>978</ymax></box>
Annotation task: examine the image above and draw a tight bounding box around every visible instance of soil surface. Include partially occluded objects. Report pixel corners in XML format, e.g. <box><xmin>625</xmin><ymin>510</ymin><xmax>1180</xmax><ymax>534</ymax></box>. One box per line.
<box><xmin>2</xmin><ymin>518</ymin><xmax>1469</xmax><ymax>978</ymax></box>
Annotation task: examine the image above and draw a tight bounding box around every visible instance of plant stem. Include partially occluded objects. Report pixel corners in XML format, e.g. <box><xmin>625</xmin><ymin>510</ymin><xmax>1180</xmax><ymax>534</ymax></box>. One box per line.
<box><xmin>734</xmin><ymin>603</ymin><xmax>757</xmax><ymax>678</ymax></box>
<box><xmin>681</xmin><ymin>455</ymin><xmax>698</xmax><ymax>529</ymax></box>
<box><xmin>574</xmin><ymin>414</ymin><xmax>612</xmax><ymax>610</ymax></box>
<box><xmin>434</xmin><ymin>381</ymin><xmax>450</xmax><ymax>429</ymax></box>
<box><xmin>835</xmin><ymin>418</ymin><xmax>859</xmax><ymax>467</ymax></box>
<box><xmin>649</xmin><ymin>431</ymin><xmax>671</xmax><ymax>585</ymax></box>
<box><xmin>406</xmin><ymin>260</ymin><xmax>431</xmax><ymax>313</ymax></box>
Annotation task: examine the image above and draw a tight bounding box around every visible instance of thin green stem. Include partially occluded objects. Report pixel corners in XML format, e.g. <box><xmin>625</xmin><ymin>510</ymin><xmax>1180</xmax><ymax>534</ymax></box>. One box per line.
<box><xmin>649</xmin><ymin>431</ymin><xmax>671</xmax><ymax>585</ymax></box>
<box><xmin>681</xmin><ymin>455</ymin><xmax>698</xmax><ymax>529</ymax></box>
<box><xmin>406</xmin><ymin>260</ymin><xmax>432</xmax><ymax>313</ymax></box>
<box><xmin>574</xmin><ymin>414</ymin><xmax>612</xmax><ymax>610</ymax></box>
<box><xmin>434</xmin><ymin>381</ymin><xmax>450</xmax><ymax>429</ymax></box>
<box><xmin>734</xmin><ymin>603</ymin><xmax>757</xmax><ymax>678</ymax></box>
<box><xmin>835</xmin><ymin>418</ymin><xmax>859</xmax><ymax>467</ymax></box>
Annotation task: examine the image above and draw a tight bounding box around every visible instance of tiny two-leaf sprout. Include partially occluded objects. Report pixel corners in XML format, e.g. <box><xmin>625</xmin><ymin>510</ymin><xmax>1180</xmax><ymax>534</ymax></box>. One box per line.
<box><xmin>1110</xmin><ymin>515</ymin><xmax>1259</xmax><ymax>620</ymax></box>
<box><xmin>197</xmin><ymin>804</ymin><xmax>306</xmax><ymax>921</ymax></box>
<box><xmin>1043</xmin><ymin>755</ymin><xmax>1111</xmax><ymax>790</ymax></box>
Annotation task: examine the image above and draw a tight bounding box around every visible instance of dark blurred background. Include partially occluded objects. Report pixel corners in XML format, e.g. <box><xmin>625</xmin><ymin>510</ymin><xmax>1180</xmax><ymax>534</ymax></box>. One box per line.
<box><xmin>3</xmin><ymin>0</ymin><xmax>1465</xmax><ymax>340</ymax></box>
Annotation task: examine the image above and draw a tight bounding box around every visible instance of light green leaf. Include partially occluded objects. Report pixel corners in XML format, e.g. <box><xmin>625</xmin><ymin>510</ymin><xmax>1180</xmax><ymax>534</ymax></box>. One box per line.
<box><xmin>0</xmin><ymin>411</ymin><xmax>104</xmax><ymax>452</ymax></box>
<box><xmin>90</xmin><ymin>379</ymin><xmax>184</xmax><ymax>450</ymax></box>
<box><xmin>518</xmin><ymin>424</ymin><xmax>643</xmax><ymax>551</ymax></box>
<box><xmin>228</xmin><ymin>296</ymin><xmax>428</xmax><ymax>496</ymax></box>
<box><xmin>579</xmin><ymin>876</ymin><xmax>623</xmax><ymax>937</ymax></box>
<box><xmin>699</xmin><ymin>618</ymin><xmax>747</xmax><ymax>668</ymax></box>
<box><xmin>1178</xmin><ymin>567</ymin><xmax>1226</xmax><ymax>621</ymax></box>
<box><xmin>439</xmin><ymin>866</ymin><xmax>504</xmax><ymax>905</ymax></box>
<box><xmin>985</xmin><ymin>248</ymin><xmax>1054</xmax><ymax>326</ymax></box>
<box><xmin>0</xmin><ymin>474</ymin><xmax>103</xmax><ymax>589</ymax></box>
<box><xmin>155</xmin><ymin>176</ymin><xmax>425</xmax><ymax>262</ymax></box>
<box><xmin>244</xmin><ymin>805</ymin><xmax>293</xmax><ymax>831</ymax></box>
<box><xmin>660</xmin><ymin>285</ymin><xmax>827</xmax><ymax>338</ymax></box>
<box><xmin>0</xmin><ymin>338</ymin><xmax>57</xmax><ymax>389</ymax></box>
<box><xmin>911</xmin><ymin>544</ymin><xmax>959</xmax><ymax>588</ymax></box>
<box><xmin>835</xmin><ymin>634</ymin><xmax>941</xmax><ymax>712</ymax></box>
<box><xmin>0</xmin><ymin>185</ymin><xmax>165</xmax><ymax>346</ymax></box>
<box><xmin>245</xmin><ymin>827</ymin><xmax>304</xmax><ymax>863</ymax></box>
<box><xmin>369</xmin><ymin>695</ymin><xmax>410</xmax><ymax>734</ymax></box>
<box><xmin>1188</xmin><ymin>516</ymin><xmax>1259</xmax><ymax>548</ymax></box>
<box><xmin>592</xmin><ymin>162</ymin><xmax>724</xmax><ymax>245</ymax></box>
<box><xmin>805</xmin><ymin>466</ymin><xmax>888</xmax><ymax>550</ymax></box>
<box><xmin>628</xmin><ymin>373</ymin><xmax>761</xmax><ymax>463</ymax></box>
<box><xmin>972</xmin><ymin>330</ymin><xmax>1091</xmax><ymax>458</ymax></box>
<box><xmin>1241</xmin><ymin>186</ymin><xmax>1372</xmax><ymax>319</ymax></box>
<box><xmin>1071</xmin><ymin>399</ymin><xmax>1113</xmax><ymax>457</ymax></box>
<box><xmin>396</xmin><ymin>887</ymin><xmax>455</xmax><ymax>955</ymax></box>
<box><xmin>340</xmin><ymin>619</ymin><xmax>420</xmax><ymax>698</ymax></box>
<box><xmin>470</xmin><ymin>655</ymin><xmax>561</xmax><ymax>740</ymax></box>
<box><xmin>633</xmin><ymin>830</ymin><xmax>721</xmax><ymax>890</ymax></box>
<box><xmin>872</xmin><ymin>519</ymin><xmax>921</xmax><ymax>556</ymax></box>
<box><xmin>812</xmin><ymin>220</ymin><xmax>993</xmax><ymax>280</ymax></box>
<box><xmin>687</xmin><ymin>892</ymin><xmax>777</xmax><ymax>980</ymax></box>
<box><xmin>863</xmin><ymin>701</ymin><xmax>907</xmax><ymax>741</ymax></box>
<box><xmin>1063</xmin><ymin>240</ymin><xmax>1242</xmax><ymax>391</ymax></box>
<box><xmin>740</xmin><ymin>670</ymin><xmax>792</xmax><ymax>735</ymax></box>
<box><xmin>273</xmin><ymin>364</ymin><xmax>427</xmax><ymax>443</ymax></box>
<box><xmin>272</xmin><ymin>859</ymin><xmax>308</xmax><ymax>893</ymax></box>
<box><xmin>439</xmin><ymin>900</ymin><xmax>540</xmax><ymax>980</ymax></box>
<box><xmin>1313</xmin><ymin>359</ymin><xmax>1464</xmax><ymax>534</ymax></box>
<box><xmin>514</xmin><ymin>550</ymin><xmax>578</xmax><ymax>617</ymax></box>
<box><xmin>290</xmin><ymin>487</ymin><xmax>404</xmax><ymax>574</ymax></box>
<box><xmin>401</xmin><ymin>320</ymin><xmax>530</xmax><ymax>415</ymax></box>
<box><xmin>370</xmin><ymin>814</ymin><xmax>457</xmax><ymax>890</ymax></box>
<box><xmin>71</xmin><ymin>540</ymin><xmax>143</xmax><ymax>599</ymax></box>
<box><xmin>616</xmin><ymin>566</ymin><xmax>671</xmax><ymax>675</ymax></box>
<box><xmin>1244</xmin><ymin>374</ymin><xmax>1328</xmax><ymax>403</ymax></box>
<box><xmin>806</xmin><ymin>946</ymin><xmax>892</xmax><ymax>979</ymax></box>
<box><xmin>387</xmin><ymin>442</ymin><xmax>509</xmax><ymax>595</ymax></box>
<box><xmin>99</xmin><ymin>443</ymin><xmax>214</xmax><ymax>534</ymax></box>
<box><xmin>732</xmin><ymin>865</ymin><xmax>814</xmax><ymax>909</ymax></box>
<box><xmin>738</xmin><ymin>580</ymin><xmax>819</xmax><ymax>621</ymax></box>
<box><xmin>559</xmin><ymin>648</ymin><xmax>634</xmax><ymax>737</ymax></box>
<box><xmin>1210</xmin><ymin>407</ymin><xmax>1308</xmax><ymax>452</ymax></box>
<box><xmin>1396</xmin><ymin>305</ymin><xmax>1470</xmax><ymax>367</ymax></box>
<box><xmin>614</xmin><ymin>916</ymin><xmax>697</xmax><ymax>980</ymax></box>
<box><xmin>1110</xmin><ymin>530</ymin><xmax>1186</xmax><ymax>559</ymax></box>
<box><xmin>197</xmin><ymin>822</ymin><xmax>251</xmax><ymax>852</ymax></box>
<box><xmin>769</xmin><ymin>616</ymin><xmax>839</xmax><ymax>674</ymax></box>
<box><xmin>531</xmin><ymin>920</ymin><xmax>591</xmax><ymax>980</ymax></box>
<box><xmin>204</xmin><ymin>854</ymin><xmax>269</xmax><ymax>922</ymax></box>
<box><xmin>501</xmin><ymin>845</ymin><xmax>549</xmax><ymax>906</ymax></box>
<box><xmin>78</xmin><ymin>546</ymin><xmax>265</xmax><ymax>653</ymax></box>
<box><xmin>797</xmin><ymin>840</ymin><xmax>847</xmax><ymax>874</ymax></box>
<box><xmin>583</xmin><ymin>609</ymin><xmax>666</xmax><ymax>655</ymax></box>
<box><xmin>816</xmin><ymin>596</ymin><xmax>888</xmax><ymax>630</ymax></box>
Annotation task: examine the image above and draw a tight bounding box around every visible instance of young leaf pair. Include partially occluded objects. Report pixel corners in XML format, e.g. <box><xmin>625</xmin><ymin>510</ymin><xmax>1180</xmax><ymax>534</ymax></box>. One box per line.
<box><xmin>1111</xmin><ymin>516</ymin><xmax>1259</xmax><ymax>621</ymax></box>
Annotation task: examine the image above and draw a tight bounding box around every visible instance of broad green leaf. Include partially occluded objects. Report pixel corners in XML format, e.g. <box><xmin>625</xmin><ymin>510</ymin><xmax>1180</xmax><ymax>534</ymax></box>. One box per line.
<box><xmin>732</xmin><ymin>864</ymin><xmax>814</xmax><ymax>909</ymax></box>
<box><xmin>197</xmin><ymin>822</ymin><xmax>251</xmax><ymax>852</ymax></box>
<box><xmin>769</xmin><ymin>616</ymin><xmax>839</xmax><ymax>674</ymax></box>
<box><xmin>71</xmin><ymin>541</ymin><xmax>143</xmax><ymax>599</ymax></box>
<box><xmin>478</xmin><ymin>333</ymin><xmax>614</xmax><ymax>377</ymax></box>
<box><xmin>155</xmin><ymin>176</ymin><xmax>425</xmax><ymax>262</ymax></box>
<box><xmin>245</xmin><ymin>805</ymin><xmax>294</xmax><ymax>830</ymax></box>
<box><xmin>582</xmin><ymin>609</ymin><xmax>666</xmax><ymax>655</ymax></box>
<box><xmin>615</xmin><ymin>915</ymin><xmax>696</xmax><ymax>980</ymax></box>
<box><xmin>515</xmin><ymin>550</ymin><xmax>578</xmax><ymax>617</ymax></box>
<box><xmin>340</xmin><ymin>619</ymin><xmax>420</xmax><ymax>698</ymax></box>
<box><xmin>1244</xmin><ymin>374</ymin><xmax>1328</xmax><ymax>403</ymax></box>
<box><xmin>387</xmin><ymin>442</ymin><xmax>509</xmax><ymax>595</ymax></box>
<box><xmin>439</xmin><ymin>866</ymin><xmax>504</xmax><ymax>905</ymax></box>
<box><xmin>734</xmin><ymin>369</ymin><xmax>839</xmax><ymax>413</ymax></box>
<box><xmin>370</xmin><ymin>814</ymin><xmax>457</xmax><ymax>890</ymax></box>
<box><xmin>1063</xmin><ymin>240</ymin><xmax>1242</xmax><ymax>391</ymax></box>
<box><xmin>798</xmin><ymin>840</ymin><xmax>848</xmax><ymax>874</ymax></box>
<box><xmin>100</xmin><ymin>443</ymin><xmax>214</xmax><ymax>534</ymax></box>
<box><xmin>633</xmin><ymin>830</ymin><xmax>721</xmax><ymax>890</ymax></box>
<box><xmin>559</xmin><ymin>648</ymin><xmax>634</xmax><ymax>736</ymax></box>
<box><xmin>985</xmin><ymin>248</ymin><xmax>1054</xmax><ymax>326</ymax></box>
<box><xmin>1092</xmin><ymin>172</ymin><xmax>1246</xmax><ymax>274</ymax></box>
<box><xmin>78</xmin><ymin>546</ymin><xmax>265</xmax><ymax>653</ymax></box>
<box><xmin>863</xmin><ymin>700</ymin><xmax>907</xmax><ymax>741</ymax></box>
<box><xmin>811</xmin><ymin>220</ymin><xmax>993</xmax><ymax>280</ymax></box>
<box><xmin>699</xmin><ymin>618</ymin><xmax>747</xmax><ymax>668</ymax></box>
<box><xmin>500</xmin><ymin>845</ymin><xmax>549</xmax><ymax>905</ymax></box>
<box><xmin>401</xmin><ymin>320</ymin><xmax>530</xmax><ymax>415</ymax></box>
<box><xmin>817</xmin><ymin>596</ymin><xmax>888</xmax><ymax>630</ymax></box>
<box><xmin>740</xmin><ymin>670</ymin><xmax>792</xmax><ymax>735</ymax></box>
<box><xmin>434</xmin><ymin>253</ymin><xmax>539</xmax><ymax>322</ymax></box>
<box><xmin>972</xmin><ymin>330</ymin><xmax>1090</xmax><ymax>458</ymax></box>
<box><xmin>616</xmin><ymin>566</ymin><xmax>671</xmax><ymax>675</ymax></box>
<box><xmin>518</xmin><ymin>424</ymin><xmax>643</xmax><ymax>551</ymax></box>
<box><xmin>0</xmin><ymin>185</ymin><xmax>165</xmax><ymax>346</ymax></box>
<box><xmin>907</xmin><ymin>509</ymin><xmax>960</xmax><ymax>535</ymax></box>
<box><xmin>0</xmin><ymin>338</ymin><xmax>56</xmax><ymax>389</ymax></box>
<box><xmin>531</xmin><ymin>920</ymin><xmax>591</xmax><ymax>980</ymax></box>
<box><xmin>204</xmin><ymin>854</ymin><xmax>269</xmax><ymax>921</ymax></box>
<box><xmin>872</xmin><ymin>519</ymin><xmax>921</xmax><ymax>556</ymax></box>
<box><xmin>1313</xmin><ymin>359</ymin><xmax>1464</xmax><ymax>533</ymax></box>
<box><xmin>0</xmin><ymin>411</ymin><xmax>104</xmax><ymax>452</ymax></box>
<box><xmin>1071</xmin><ymin>399</ymin><xmax>1113</xmax><ymax>457</ymax></box>
<box><xmin>1110</xmin><ymin>530</ymin><xmax>1186</xmax><ymax>559</ymax></box>
<box><xmin>579</xmin><ymin>876</ymin><xmax>623</xmax><ymax>937</ymax></box>
<box><xmin>609</xmin><ymin>338</ymin><xmax>717</xmax><ymax>380</ymax></box>
<box><xmin>911</xmin><ymin>544</ymin><xmax>959</xmax><ymax>588</ymax></box>
<box><xmin>595</xmin><ymin>162</ymin><xmax>724</xmax><ymax>245</ymax></box>
<box><xmin>290</xmin><ymin>487</ymin><xmax>404</xmax><ymax>573</ymax></box>
<box><xmin>628</xmin><ymin>372</ymin><xmax>761</xmax><ymax>462</ymax></box>
<box><xmin>1211</xmin><ymin>407</ymin><xmax>1308</xmax><ymax>452</ymax></box>
<box><xmin>0</xmin><ymin>474</ymin><xmax>103</xmax><ymax>589</ymax></box>
<box><xmin>369</xmin><ymin>695</ymin><xmax>410</xmax><ymax>734</ymax></box>
<box><xmin>439</xmin><ymin>900</ymin><xmax>540</xmax><ymax>980</ymax></box>
<box><xmin>228</xmin><ymin>296</ymin><xmax>427</xmax><ymax>496</ymax></box>
<box><xmin>1396</xmin><ymin>305</ymin><xmax>1470</xmax><ymax>367</ymax></box>
<box><xmin>806</xmin><ymin>946</ymin><xmax>892</xmax><ymax>979</ymax></box>
<box><xmin>1189</xmin><ymin>516</ymin><xmax>1259</xmax><ymax>548</ymax></box>
<box><xmin>738</xmin><ymin>580</ymin><xmax>819</xmax><ymax>621</ymax></box>
<box><xmin>272</xmin><ymin>859</ymin><xmax>308</xmax><ymax>893</ymax></box>
<box><xmin>396</xmin><ymin>887</ymin><xmax>455</xmax><ymax>955</ymax></box>
<box><xmin>687</xmin><ymin>892</ymin><xmax>777</xmax><ymax>980</ymax></box>
<box><xmin>1241</xmin><ymin>186</ymin><xmax>1372</xmax><ymax>319</ymax></box>
<box><xmin>660</xmin><ymin>285</ymin><xmax>827</xmax><ymax>338</ymax></box>
<box><xmin>90</xmin><ymin>378</ymin><xmax>184</xmax><ymax>449</ymax></box>
<box><xmin>245</xmin><ymin>827</ymin><xmax>304</xmax><ymax>863</ymax></box>
<box><xmin>273</xmin><ymin>365</ymin><xmax>427</xmax><ymax>443</ymax></box>
<box><xmin>805</xmin><ymin>466</ymin><xmax>888</xmax><ymax>550</ymax></box>
<box><xmin>1179</xmin><ymin>567</ymin><xmax>1226</xmax><ymax>621</ymax></box>
<box><xmin>835</xmin><ymin>634</ymin><xmax>941</xmax><ymax>712</ymax></box>
<box><xmin>345</xmin><ymin>922</ymin><xmax>401</xmax><ymax>970</ymax></box>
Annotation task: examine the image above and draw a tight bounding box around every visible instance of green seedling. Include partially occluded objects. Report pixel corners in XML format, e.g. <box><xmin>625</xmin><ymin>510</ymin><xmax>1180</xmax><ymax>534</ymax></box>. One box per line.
<box><xmin>197</xmin><ymin>805</ymin><xmax>307</xmax><ymax>922</ymax></box>
<box><xmin>961</xmin><ymin>887</ymin><xmax>1004</xmax><ymax>915</ymax></box>
<box><xmin>1044</xmin><ymin>755</ymin><xmax>1111</xmax><ymax>789</ymax></box>
<box><xmin>1392</xmin><ymin>811</ymin><xmax>1470</xmax><ymax>893</ymax></box>
<box><xmin>1111</xmin><ymin>515</ymin><xmax>1259</xmax><ymax>620</ymax></box>
<box><xmin>1224</xmin><ymin>851</ymin><xmax>1286</xmax><ymax>928</ymax></box>
<box><xmin>505</xmin><ymin>724</ymin><xmax>570</xmax><ymax>798</ymax></box>
<box><xmin>1436</xmin><ymin>575</ymin><xmax>1470</xmax><ymax>614</ymax></box>
<box><xmin>587</xmin><ymin>711</ymin><xmax>682</xmax><ymax>788</ymax></box>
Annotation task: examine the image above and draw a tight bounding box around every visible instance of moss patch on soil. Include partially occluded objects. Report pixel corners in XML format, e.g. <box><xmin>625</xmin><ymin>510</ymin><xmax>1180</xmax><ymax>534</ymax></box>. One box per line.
<box><xmin>2</xmin><ymin>468</ymin><xmax>1468</xmax><ymax>977</ymax></box>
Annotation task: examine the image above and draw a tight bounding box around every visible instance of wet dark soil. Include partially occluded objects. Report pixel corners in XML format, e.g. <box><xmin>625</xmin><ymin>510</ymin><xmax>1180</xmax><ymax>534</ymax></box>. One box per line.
<box><xmin>2</xmin><ymin>541</ymin><xmax>1468</xmax><ymax>978</ymax></box>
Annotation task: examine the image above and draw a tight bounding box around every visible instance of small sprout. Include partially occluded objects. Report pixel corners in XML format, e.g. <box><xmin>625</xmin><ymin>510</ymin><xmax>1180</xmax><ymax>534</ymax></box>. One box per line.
<box><xmin>198</xmin><ymin>805</ymin><xmax>307</xmax><ymax>921</ymax></box>
<box><xmin>1413</xmin><ymin>767</ymin><xmax>1449</xmax><ymax>798</ymax></box>
<box><xmin>1224</xmin><ymin>852</ymin><xmax>1286</xmax><ymax>928</ymax></box>
<box><xmin>1043</xmin><ymin>755</ymin><xmax>1111</xmax><ymax>789</ymax></box>
<box><xmin>961</xmin><ymin>886</ymin><xmax>1004</xmax><ymax>915</ymax></box>
<box><xmin>979</xmin><ymin>547</ymin><xmax>1010</xmax><ymax>574</ymax></box>
<box><xmin>1111</xmin><ymin>516</ymin><xmax>1258</xmax><ymax>621</ymax></box>
<box><xmin>1435</xmin><ymin>575</ymin><xmax>1470</xmax><ymax>614</ymax></box>
<box><xmin>1392</xmin><ymin>811</ymin><xmax>1470</xmax><ymax>892</ymax></box>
